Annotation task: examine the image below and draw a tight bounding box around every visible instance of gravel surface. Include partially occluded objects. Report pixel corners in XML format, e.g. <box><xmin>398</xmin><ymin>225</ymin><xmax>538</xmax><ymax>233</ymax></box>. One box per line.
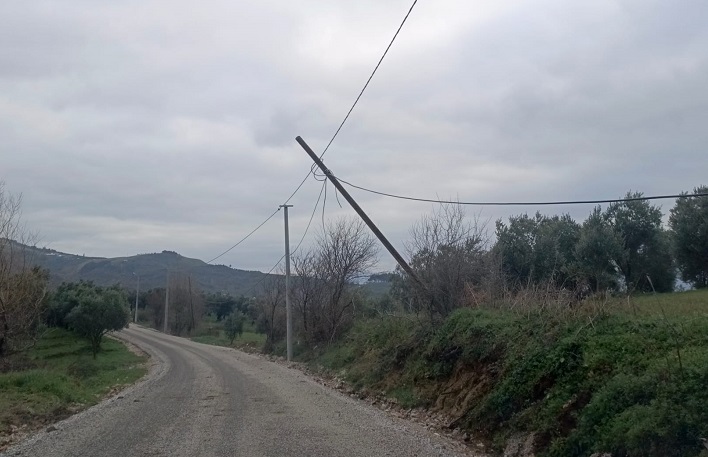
<box><xmin>2</xmin><ymin>326</ymin><xmax>485</xmax><ymax>457</ymax></box>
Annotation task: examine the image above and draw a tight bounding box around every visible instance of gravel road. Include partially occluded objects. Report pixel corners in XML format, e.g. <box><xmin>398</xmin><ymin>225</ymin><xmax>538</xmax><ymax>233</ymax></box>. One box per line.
<box><xmin>2</xmin><ymin>326</ymin><xmax>481</xmax><ymax>457</ymax></box>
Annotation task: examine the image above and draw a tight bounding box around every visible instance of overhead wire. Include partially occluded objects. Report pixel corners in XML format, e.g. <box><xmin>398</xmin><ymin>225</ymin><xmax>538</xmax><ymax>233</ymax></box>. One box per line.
<box><xmin>206</xmin><ymin>207</ymin><xmax>281</xmax><ymax>264</ymax></box>
<box><xmin>289</xmin><ymin>0</ymin><xmax>419</xmax><ymax>242</ymax></box>
<box><xmin>243</xmin><ymin>253</ymin><xmax>287</xmax><ymax>298</ymax></box>
<box><xmin>284</xmin><ymin>0</ymin><xmax>419</xmax><ymax>204</ymax></box>
<box><xmin>293</xmin><ymin>180</ymin><xmax>327</xmax><ymax>256</ymax></box>
<box><xmin>283</xmin><ymin>170</ymin><xmax>314</xmax><ymax>206</ymax></box>
<box><xmin>318</xmin><ymin>0</ymin><xmax>419</xmax><ymax>160</ymax></box>
<box><xmin>208</xmin><ymin>0</ymin><xmax>419</xmax><ymax>263</ymax></box>
<box><xmin>321</xmin><ymin>180</ymin><xmax>328</xmax><ymax>233</ymax></box>
<box><xmin>334</xmin><ymin>186</ymin><xmax>343</xmax><ymax>208</ymax></box>
<box><xmin>242</xmin><ymin>180</ymin><xmax>327</xmax><ymax>296</ymax></box>
<box><xmin>336</xmin><ymin>177</ymin><xmax>708</xmax><ymax>206</ymax></box>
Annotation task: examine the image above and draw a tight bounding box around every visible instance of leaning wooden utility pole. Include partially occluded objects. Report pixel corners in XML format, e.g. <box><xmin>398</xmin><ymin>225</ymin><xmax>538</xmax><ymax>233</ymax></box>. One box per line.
<box><xmin>279</xmin><ymin>204</ymin><xmax>294</xmax><ymax>362</ymax></box>
<box><xmin>295</xmin><ymin>136</ymin><xmax>424</xmax><ymax>288</ymax></box>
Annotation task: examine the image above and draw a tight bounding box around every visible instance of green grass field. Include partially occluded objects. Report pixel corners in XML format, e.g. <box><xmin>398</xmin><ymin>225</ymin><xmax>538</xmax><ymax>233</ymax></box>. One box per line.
<box><xmin>189</xmin><ymin>317</ymin><xmax>266</xmax><ymax>350</ymax></box>
<box><xmin>190</xmin><ymin>331</ymin><xmax>266</xmax><ymax>349</ymax></box>
<box><xmin>628</xmin><ymin>288</ymin><xmax>708</xmax><ymax>315</ymax></box>
<box><xmin>0</xmin><ymin>328</ymin><xmax>146</xmax><ymax>442</ymax></box>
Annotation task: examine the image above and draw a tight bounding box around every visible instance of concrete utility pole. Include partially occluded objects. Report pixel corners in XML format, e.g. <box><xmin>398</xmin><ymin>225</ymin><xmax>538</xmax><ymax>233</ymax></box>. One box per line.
<box><xmin>295</xmin><ymin>135</ymin><xmax>424</xmax><ymax>288</ymax></box>
<box><xmin>164</xmin><ymin>272</ymin><xmax>170</xmax><ymax>334</ymax></box>
<box><xmin>133</xmin><ymin>273</ymin><xmax>140</xmax><ymax>323</ymax></box>
<box><xmin>188</xmin><ymin>275</ymin><xmax>195</xmax><ymax>331</ymax></box>
<box><xmin>280</xmin><ymin>204</ymin><xmax>293</xmax><ymax>362</ymax></box>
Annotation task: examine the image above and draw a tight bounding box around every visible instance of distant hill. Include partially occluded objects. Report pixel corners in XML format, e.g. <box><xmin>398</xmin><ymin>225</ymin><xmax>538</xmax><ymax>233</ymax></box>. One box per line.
<box><xmin>16</xmin><ymin>243</ymin><xmax>392</xmax><ymax>299</ymax></box>
<box><xmin>22</xmin><ymin>245</ymin><xmax>274</xmax><ymax>297</ymax></box>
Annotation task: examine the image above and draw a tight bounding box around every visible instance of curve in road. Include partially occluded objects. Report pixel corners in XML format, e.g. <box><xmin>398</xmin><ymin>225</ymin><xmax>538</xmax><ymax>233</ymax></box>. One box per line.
<box><xmin>2</xmin><ymin>326</ymin><xmax>480</xmax><ymax>457</ymax></box>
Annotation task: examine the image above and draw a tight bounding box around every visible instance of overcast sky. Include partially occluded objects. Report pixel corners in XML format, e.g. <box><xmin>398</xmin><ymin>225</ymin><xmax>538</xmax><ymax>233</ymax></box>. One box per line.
<box><xmin>2</xmin><ymin>0</ymin><xmax>707</xmax><ymax>273</ymax></box>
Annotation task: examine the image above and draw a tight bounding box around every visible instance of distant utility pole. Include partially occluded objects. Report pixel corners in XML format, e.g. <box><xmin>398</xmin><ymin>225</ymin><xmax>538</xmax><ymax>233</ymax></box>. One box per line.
<box><xmin>295</xmin><ymin>135</ymin><xmax>424</xmax><ymax>288</ymax></box>
<box><xmin>280</xmin><ymin>204</ymin><xmax>293</xmax><ymax>362</ymax></box>
<box><xmin>133</xmin><ymin>273</ymin><xmax>140</xmax><ymax>323</ymax></box>
<box><xmin>188</xmin><ymin>275</ymin><xmax>195</xmax><ymax>332</ymax></box>
<box><xmin>164</xmin><ymin>272</ymin><xmax>170</xmax><ymax>334</ymax></box>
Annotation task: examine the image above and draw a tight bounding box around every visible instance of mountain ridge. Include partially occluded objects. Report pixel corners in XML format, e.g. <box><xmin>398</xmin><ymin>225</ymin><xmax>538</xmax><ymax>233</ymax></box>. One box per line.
<box><xmin>23</xmin><ymin>244</ymin><xmax>273</xmax><ymax>296</ymax></box>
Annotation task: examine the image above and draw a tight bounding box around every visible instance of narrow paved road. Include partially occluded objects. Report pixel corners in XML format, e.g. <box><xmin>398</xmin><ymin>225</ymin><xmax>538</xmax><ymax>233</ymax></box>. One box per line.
<box><xmin>3</xmin><ymin>326</ymin><xmax>477</xmax><ymax>457</ymax></box>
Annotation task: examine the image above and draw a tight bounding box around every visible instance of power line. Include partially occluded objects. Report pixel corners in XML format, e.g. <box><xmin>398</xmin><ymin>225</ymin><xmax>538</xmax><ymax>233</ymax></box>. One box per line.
<box><xmin>293</xmin><ymin>180</ymin><xmax>327</xmax><ymax>255</ymax></box>
<box><xmin>207</xmin><ymin>157</ymin><xmax>321</xmax><ymax>265</ymax></box>
<box><xmin>210</xmin><ymin>172</ymin><xmax>319</xmax><ymax>264</ymax></box>
<box><xmin>321</xmin><ymin>180</ymin><xmax>328</xmax><ymax>233</ymax></box>
<box><xmin>283</xmin><ymin>0</ymin><xmax>418</xmax><ymax>205</ymax></box>
<box><xmin>243</xmin><ymin>180</ymin><xmax>327</xmax><ymax>297</ymax></box>
<box><xmin>206</xmin><ymin>207</ymin><xmax>280</xmax><ymax>264</ymax></box>
<box><xmin>283</xmin><ymin>166</ymin><xmax>317</xmax><ymax>205</ymax></box>
<box><xmin>245</xmin><ymin>253</ymin><xmax>286</xmax><ymax>298</ymax></box>
<box><xmin>319</xmin><ymin>0</ymin><xmax>419</xmax><ymax>160</ymax></box>
<box><xmin>337</xmin><ymin>177</ymin><xmax>708</xmax><ymax>206</ymax></box>
<box><xmin>208</xmin><ymin>0</ymin><xmax>419</xmax><ymax>261</ymax></box>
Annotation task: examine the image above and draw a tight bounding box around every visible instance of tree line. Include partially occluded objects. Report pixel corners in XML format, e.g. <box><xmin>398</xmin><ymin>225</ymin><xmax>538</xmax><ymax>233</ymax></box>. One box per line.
<box><xmin>394</xmin><ymin>186</ymin><xmax>708</xmax><ymax>320</ymax></box>
<box><xmin>0</xmin><ymin>182</ymin><xmax>131</xmax><ymax>360</ymax></box>
<box><xmin>254</xmin><ymin>185</ymin><xmax>707</xmax><ymax>351</ymax></box>
<box><xmin>1</xmin><ymin>181</ymin><xmax>706</xmax><ymax>360</ymax></box>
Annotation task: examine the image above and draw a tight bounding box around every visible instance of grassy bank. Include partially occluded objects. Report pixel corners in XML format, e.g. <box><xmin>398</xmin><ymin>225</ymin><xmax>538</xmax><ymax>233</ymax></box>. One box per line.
<box><xmin>314</xmin><ymin>289</ymin><xmax>708</xmax><ymax>457</ymax></box>
<box><xmin>0</xmin><ymin>328</ymin><xmax>146</xmax><ymax>445</ymax></box>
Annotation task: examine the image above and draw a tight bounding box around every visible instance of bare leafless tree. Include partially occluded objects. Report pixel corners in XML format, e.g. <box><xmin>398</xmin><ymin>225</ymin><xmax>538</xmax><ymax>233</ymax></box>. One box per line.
<box><xmin>145</xmin><ymin>287</ymin><xmax>166</xmax><ymax>330</ymax></box>
<box><xmin>291</xmin><ymin>251</ymin><xmax>325</xmax><ymax>342</ymax></box>
<box><xmin>407</xmin><ymin>203</ymin><xmax>478</xmax><ymax>255</ymax></box>
<box><xmin>0</xmin><ymin>182</ymin><xmax>49</xmax><ymax>357</ymax></box>
<box><xmin>291</xmin><ymin>217</ymin><xmax>378</xmax><ymax>344</ymax></box>
<box><xmin>395</xmin><ymin>204</ymin><xmax>490</xmax><ymax>319</ymax></box>
<box><xmin>256</xmin><ymin>273</ymin><xmax>285</xmax><ymax>350</ymax></box>
<box><xmin>166</xmin><ymin>273</ymin><xmax>204</xmax><ymax>336</ymax></box>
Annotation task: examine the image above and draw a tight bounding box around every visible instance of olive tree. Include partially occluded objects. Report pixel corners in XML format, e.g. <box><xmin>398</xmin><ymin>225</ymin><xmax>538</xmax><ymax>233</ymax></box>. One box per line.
<box><xmin>494</xmin><ymin>212</ymin><xmax>580</xmax><ymax>290</ymax></box>
<box><xmin>47</xmin><ymin>280</ymin><xmax>97</xmax><ymax>328</ymax></box>
<box><xmin>65</xmin><ymin>285</ymin><xmax>129</xmax><ymax>358</ymax></box>
<box><xmin>573</xmin><ymin>207</ymin><xmax>624</xmax><ymax>293</ymax></box>
<box><xmin>669</xmin><ymin>186</ymin><xmax>708</xmax><ymax>288</ymax></box>
<box><xmin>223</xmin><ymin>311</ymin><xmax>245</xmax><ymax>344</ymax></box>
<box><xmin>604</xmin><ymin>192</ymin><xmax>674</xmax><ymax>292</ymax></box>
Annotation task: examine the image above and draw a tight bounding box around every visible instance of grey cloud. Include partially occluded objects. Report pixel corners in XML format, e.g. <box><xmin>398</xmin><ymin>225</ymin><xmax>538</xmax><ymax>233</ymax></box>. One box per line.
<box><xmin>1</xmin><ymin>0</ymin><xmax>706</xmax><ymax>272</ymax></box>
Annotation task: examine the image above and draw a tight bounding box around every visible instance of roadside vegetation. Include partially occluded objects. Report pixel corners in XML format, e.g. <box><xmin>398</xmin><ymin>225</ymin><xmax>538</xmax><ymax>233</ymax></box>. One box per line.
<box><xmin>317</xmin><ymin>290</ymin><xmax>708</xmax><ymax>457</ymax></box>
<box><xmin>5</xmin><ymin>177</ymin><xmax>707</xmax><ymax>456</ymax></box>
<box><xmin>190</xmin><ymin>314</ymin><xmax>265</xmax><ymax>350</ymax></box>
<box><xmin>48</xmin><ymin>281</ymin><xmax>131</xmax><ymax>358</ymax></box>
<box><xmin>251</xmin><ymin>186</ymin><xmax>708</xmax><ymax>457</ymax></box>
<box><xmin>127</xmin><ymin>186</ymin><xmax>708</xmax><ymax>456</ymax></box>
<box><xmin>0</xmin><ymin>328</ymin><xmax>146</xmax><ymax>448</ymax></box>
<box><xmin>0</xmin><ymin>183</ymin><xmax>48</xmax><ymax>359</ymax></box>
<box><xmin>0</xmin><ymin>182</ymin><xmax>145</xmax><ymax>448</ymax></box>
